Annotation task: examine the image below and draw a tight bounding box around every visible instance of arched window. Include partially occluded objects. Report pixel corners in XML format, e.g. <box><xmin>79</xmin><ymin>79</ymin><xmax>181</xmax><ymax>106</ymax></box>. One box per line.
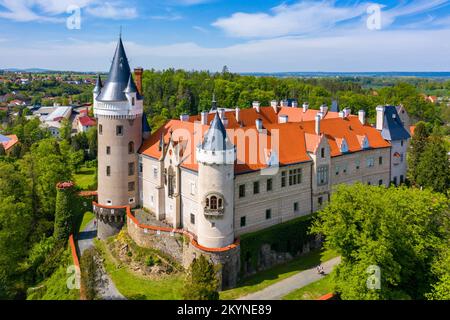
<box><xmin>128</xmin><ymin>141</ymin><xmax>134</xmax><ymax>154</ymax></box>
<box><xmin>210</xmin><ymin>196</ymin><xmax>217</xmax><ymax>210</ymax></box>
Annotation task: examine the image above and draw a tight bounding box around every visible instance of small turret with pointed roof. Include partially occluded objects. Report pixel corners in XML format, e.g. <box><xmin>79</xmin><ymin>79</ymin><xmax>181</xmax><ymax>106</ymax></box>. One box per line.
<box><xmin>211</xmin><ymin>93</ymin><xmax>217</xmax><ymax>111</ymax></box>
<box><xmin>93</xmin><ymin>74</ymin><xmax>103</xmax><ymax>95</ymax></box>
<box><xmin>201</xmin><ymin>112</ymin><xmax>233</xmax><ymax>152</ymax></box>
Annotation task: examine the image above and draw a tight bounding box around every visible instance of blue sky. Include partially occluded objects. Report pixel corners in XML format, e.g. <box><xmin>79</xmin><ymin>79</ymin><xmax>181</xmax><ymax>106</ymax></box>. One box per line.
<box><xmin>1</xmin><ymin>0</ymin><xmax>450</xmax><ymax>72</ymax></box>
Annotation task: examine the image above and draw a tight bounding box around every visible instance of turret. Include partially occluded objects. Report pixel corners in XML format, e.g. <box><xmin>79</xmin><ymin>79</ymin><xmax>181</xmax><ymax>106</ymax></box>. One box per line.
<box><xmin>93</xmin><ymin>36</ymin><xmax>143</xmax><ymax>240</ymax></box>
<box><xmin>93</xmin><ymin>74</ymin><xmax>102</xmax><ymax>99</ymax></box>
<box><xmin>196</xmin><ymin>113</ymin><xmax>236</xmax><ymax>248</ymax></box>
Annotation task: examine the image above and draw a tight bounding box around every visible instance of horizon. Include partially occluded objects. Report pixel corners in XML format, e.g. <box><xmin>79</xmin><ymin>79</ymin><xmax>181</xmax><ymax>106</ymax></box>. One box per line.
<box><xmin>0</xmin><ymin>1</ymin><xmax>450</xmax><ymax>72</ymax></box>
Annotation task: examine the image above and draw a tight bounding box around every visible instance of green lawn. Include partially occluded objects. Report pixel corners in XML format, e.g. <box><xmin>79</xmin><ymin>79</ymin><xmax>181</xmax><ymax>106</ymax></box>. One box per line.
<box><xmin>95</xmin><ymin>239</ymin><xmax>185</xmax><ymax>300</ymax></box>
<box><xmin>282</xmin><ymin>275</ymin><xmax>334</xmax><ymax>300</ymax></box>
<box><xmin>219</xmin><ymin>249</ymin><xmax>338</xmax><ymax>300</ymax></box>
<box><xmin>74</xmin><ymin>166</ymin><xmax>96</xmax><ymax>190</ymax></box>
<box><xmin>78</xmin><ymin>211</ymin><xmax>95</xmax><ymax>233</ymax></box>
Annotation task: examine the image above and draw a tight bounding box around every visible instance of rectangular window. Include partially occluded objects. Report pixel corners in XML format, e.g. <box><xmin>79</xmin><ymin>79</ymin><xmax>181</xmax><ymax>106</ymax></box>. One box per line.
<box><xmin>321</xmin><ymin>148</ymin><xmax>325</xmax><ymax>158</ymax></box>
<box><xmin>116</xmin><ymin>125</ymin><xmax>123</xmax><ymax>136</ymax></box>
<box><xmin>393</xmin><ymin>177</ymin><xmax>398</xmax><ymax>186</ymax></box>
<box><xmin>317</xmin><ymin>166</ymin><xmax>329</xmax><ymax>186</ymax></box>
<box><xmin>379</xmin><ymin>180</ymin><xmax>383</xmax><ymax>186</ymax></box>
<box><xmin>400</xmin><ymin>175</ymin><xmax>404</xmax><ymax>184</ymax></box>
<box><xmin>240</xmin><ymin>216</ymin><xmax>246</xmax><ymax>227</ymax></box>
<box><xmin>318</xmin><ymin>197</ymin><xmax>323</xmax><ymax>206</ymax></box>
<box><xmin>128</xmin><ymin>182</ymin><xmax>135</xmax><ymax>192</ymax></box>
<box><xmin>128</xmin><ymin>162</ymin><xmax>135</xmax><ymax>176</ymax></box>
<box><xmin>139</xmin><ymin>163</ymin><xmax>143</xmax><ymax>173</ymax></box>
<box><xmin>239</xmin><ymin>184</ymin><xmax>246</xmax><ymax>198</ymax></box>
<box><xmin>289</xmin><ymin>168</ymin><xmax>302</xmax><ymax>186</ymax></box>
<box><xmin>253</xmin><ymin>181</ymin><xmax>260</xmax><ymax>194</ymax></box>
<box><xmin>99</xmin><ymin>124</ymin><xmax>103</xmax><ymax>135</ymax></box>
<box><xmin>294</xmin><ymin>202</ymin><xmax>299</xmax><ymax>213</ymax></box>
<box><xmin>281</xmin><ymin>171</ymin><xmax>287</xmax><ymax>187</ymax></box>
<box><xmin>366</xmin><ymin>157</ymin><xmax>375</xmax><ymax>168</ymax></box>
<box><xmin>267</xmin><ymin>179</ymin><xmax>273</xmax><ymax>191</ymax></box>
<box><xmin>153</xmin><ymin>167</ymin><xmax>158</xmax><ymax>179</ymax></box>
<box><xmin>190</xmin><ymin>182</ymin><xmax>196</xmax><ymax>195</ymax></box>
<box><xmin>106</xmin><ymin>166</ymin><xmax>111</xmax><ymax>176</ymax></box>
<box><xmin>190</xmin><ymin>213</ymin><xmax>195</xmax><ymax>225</ymax></box>
<box><xmin>265</xmin><ymin>209</ymin><xmax>272</xmax><ymax>220</ymax></box>
<box><xmin>379</xmin><ymin>156</ymin><xmax>383</xmax><ymax>165</ymax></box>
<box><xmin>106</xmin><ymin>146</ymin><xmax>111</xmax><ymax>155</ymax></box>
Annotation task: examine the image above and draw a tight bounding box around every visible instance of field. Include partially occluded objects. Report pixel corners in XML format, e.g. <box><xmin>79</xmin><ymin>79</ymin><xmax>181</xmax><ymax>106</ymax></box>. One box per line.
<box><xmin>73</xmin><ymin>166</ymin><xmax>96</xmax><ymax>191</ymax></box>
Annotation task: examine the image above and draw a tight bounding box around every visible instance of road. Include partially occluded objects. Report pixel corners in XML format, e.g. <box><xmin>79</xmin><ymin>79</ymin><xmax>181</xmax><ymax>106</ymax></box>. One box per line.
<box><xmin>77</xmin><ymin>219</ymin><xmax>126</xmax><ymax>300</ymax></box>
<box><xmin>238</xmin><ymin>256</ymin><xmax>341</xmax><ymax>300</ymax></box>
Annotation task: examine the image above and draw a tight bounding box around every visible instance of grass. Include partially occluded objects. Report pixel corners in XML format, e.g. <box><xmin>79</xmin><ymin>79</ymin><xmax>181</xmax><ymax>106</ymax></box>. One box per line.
<box><xmin>78</xmin><ymin>211</ymin><xmax>95</xmax><ymax>233</ymax></box>
<box><xmin>74</xmin><ymin>166</ymin><xmax>96</xmax><ymax>190</ymax></box>
<box><xmin>282</xmin><ymin>275</ymin><xmax>334</xmax><ymax>300</ymax></box>
<box><xmin>94</xmin><ymin>239</ymin><xmax>185</xmax><ymax>300</ymax></box>
<box><xmin>219</xmin><ymin>249</ymin><xmax>338</xmax><ymax>300</ymax></box>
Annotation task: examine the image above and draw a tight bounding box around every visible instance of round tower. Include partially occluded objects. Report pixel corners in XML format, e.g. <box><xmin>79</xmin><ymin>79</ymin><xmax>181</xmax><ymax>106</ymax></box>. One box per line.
<box><xmin>196</xmin><ymin>113</ymin><xmax>236</xmax><ymax>248</ymax></box>
<box><xmin>93</xmin><ymin>37</ymin><xmax>143</xmax><ymax>240</ymax></box>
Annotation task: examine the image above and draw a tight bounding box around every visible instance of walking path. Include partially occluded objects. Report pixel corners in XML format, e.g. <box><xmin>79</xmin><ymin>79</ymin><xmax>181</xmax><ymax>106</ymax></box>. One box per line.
<box><xmin>238</xmin><ymin>256</ymin><xmax>341</xmax><ymax>300</ymax></box>
<box><xmin>77</xmin><ymin>220</ymin><xmax>125</xmax><ymax>300</ymax></box>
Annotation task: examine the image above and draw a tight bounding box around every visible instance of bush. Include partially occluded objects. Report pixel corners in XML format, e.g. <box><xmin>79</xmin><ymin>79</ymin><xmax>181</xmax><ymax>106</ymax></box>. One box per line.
<box><xmin>80</xmin><ymin>248</ymin><xmax>98</xmax><ymax>300</ymax></box>
<box><xmin>240</xmin><ymin>215</ymin><xmax>315</xmax><ymax>273</ymax></box>
<box><xmin>182</xmin><ymin>255</ymin><xmax>219</xmax><ymax>300</ymax></box>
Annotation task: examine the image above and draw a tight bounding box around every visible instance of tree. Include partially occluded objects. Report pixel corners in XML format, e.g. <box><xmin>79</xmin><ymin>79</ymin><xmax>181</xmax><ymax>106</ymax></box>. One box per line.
<box><xmin>416</xmin><ymin>135</ymin><xmax>450</xmax><ymax>194</ymax></box>
<box><xmin>426</xmin><ymin>248</ymin><xmax>450</xmax><ymax>300</ymax></box>
<box><xmin>80</xmin><ymin>247</ymin><xmax>98</xmax><ymax>300</ymax></box>
<box><xmin>53</xmin><ymin>182</ymin><xmax>76</xmax><ymax>242</ymax></box>
<box><xmin>407</xmin><ymin>122</ymin><xmax>429</xmax><ymax>184</ymax></box>
<box><xmin>0</xmin><ymin>144</ymin><xmax>5</xmax><ymax>156</ymax></box>
<box><xmin>59</xmin><ymin>118</ymin><xmax>72</xmax><ymax>142</ymax></box>
<box><xmin>182</xmin><ymin>255</ymin><xmax>219</xmax><ymax>300</ymax></box>
<box><xmin>312</xmin><ymin>184</ymin><xmax>449</xmax><ymax>300</ymax></box>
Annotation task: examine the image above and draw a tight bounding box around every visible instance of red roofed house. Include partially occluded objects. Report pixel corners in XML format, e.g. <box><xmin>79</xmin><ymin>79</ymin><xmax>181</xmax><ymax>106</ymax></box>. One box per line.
<box><xmin>0</xmin><ymin>134</ymin><xmax>19</xmax><ymax>153</ymax></box>
<box><xmin>77</xmin><ymin>115</ymin><xmax>96</xmax><ymax>133</ymax></box>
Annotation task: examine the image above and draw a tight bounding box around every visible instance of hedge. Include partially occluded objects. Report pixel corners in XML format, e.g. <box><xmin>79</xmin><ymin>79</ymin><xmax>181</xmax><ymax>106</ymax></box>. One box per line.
<box><xmin>239</xmin><ymin>214</ymin><xmax>316</xmax><ymax>274</ymax></box>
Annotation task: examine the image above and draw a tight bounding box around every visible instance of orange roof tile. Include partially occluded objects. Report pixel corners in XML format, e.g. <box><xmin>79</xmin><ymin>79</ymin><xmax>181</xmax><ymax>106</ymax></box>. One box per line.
<box><xmin>139</xmin><ymin>107</ymin><xmax>391</xmax><ymax>173</ymax></box>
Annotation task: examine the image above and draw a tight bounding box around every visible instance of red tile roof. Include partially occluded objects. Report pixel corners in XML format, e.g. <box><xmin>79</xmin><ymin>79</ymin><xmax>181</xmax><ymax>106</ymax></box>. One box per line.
<box><xmin>0</xmin><ymin>134</ymin><xmax>19</xmax><ymax>151</ymax></box>
<box><xmin>78</xmin><ymin>116</ymin><xmax>96</xmax><ymax>127</ymax></box>
<box><xmin>139</xmin><ymin>107</ymin><xmax>391</xmax><ymax>173</ymax></box>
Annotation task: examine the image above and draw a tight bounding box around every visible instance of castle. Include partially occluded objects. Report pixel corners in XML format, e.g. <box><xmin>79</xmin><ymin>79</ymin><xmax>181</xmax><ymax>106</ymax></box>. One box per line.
<box><xmin>93</xmin><ymin>37</ymin><xmax>411</xmax><ymax>288</ymax></box>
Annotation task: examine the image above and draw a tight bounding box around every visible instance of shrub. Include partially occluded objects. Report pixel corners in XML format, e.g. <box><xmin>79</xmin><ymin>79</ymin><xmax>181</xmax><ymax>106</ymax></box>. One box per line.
<box><xmin>80</xmin><ymin>248</ymin><xmax>98</xmax><ymax>300</ymax></box>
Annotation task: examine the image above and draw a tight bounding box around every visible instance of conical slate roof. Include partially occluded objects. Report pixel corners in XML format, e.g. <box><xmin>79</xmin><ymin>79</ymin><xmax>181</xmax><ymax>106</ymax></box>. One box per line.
<box><xmin>201</xmin><ymin>112</ymin><xmax>233</xmax><ymax>151</ymax></box>
<box><xmin>124</xmin><ymin>74</ymin><xmax>138</xmax><ymax>94</ymax></box>
<box><xmin>93</xmin><ymin>74</ymin><xmax>103</xmax><ymax>94</ymax></box>
<box><xmin>97</xmin><ymin>37</ymin><xmax>132</xmax><ymax>102</ymax></box>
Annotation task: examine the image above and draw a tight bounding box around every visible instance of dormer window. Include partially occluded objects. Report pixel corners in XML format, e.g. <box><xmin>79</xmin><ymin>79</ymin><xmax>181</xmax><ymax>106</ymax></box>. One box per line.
<box><xmin>204</xmin><ymin>193</ymin><xmax>225</xmax><ymax>216</ymax></box>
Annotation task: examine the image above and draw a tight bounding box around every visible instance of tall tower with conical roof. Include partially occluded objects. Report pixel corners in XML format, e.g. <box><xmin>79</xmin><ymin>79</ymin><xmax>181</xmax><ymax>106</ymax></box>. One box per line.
<box><xmin>93</xmin><ymin>36</ymin><xmax>143</xmax><ymax>239</ymax></box>
<box><xmin>196</xmin><ymin>113</ymin><xmax>236</xmax><ymax>248</ymax></box>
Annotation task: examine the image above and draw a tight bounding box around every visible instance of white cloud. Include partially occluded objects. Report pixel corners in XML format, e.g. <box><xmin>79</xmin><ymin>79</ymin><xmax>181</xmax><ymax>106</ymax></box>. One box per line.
<box><xmin>86</xmin><ymin>2</ymin><xmax>137</xmax><ymax>20</ymax></box>
<box><xmin>212</xmin><ymin>0</ymin><xmax>450</xmax><ymax>38</ymax></box>
<box><xmin>212</xmin><ymin>1</ymin><xmax>369</xmax><ymax>38</ymax></box>
<box><xmin>0</xmin><ymin>0</ymin><xmax>137</xmax><ymax>22</ymax></box>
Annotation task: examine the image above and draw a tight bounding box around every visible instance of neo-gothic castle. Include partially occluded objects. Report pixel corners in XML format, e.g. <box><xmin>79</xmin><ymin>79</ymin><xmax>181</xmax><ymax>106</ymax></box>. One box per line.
<box><xmin>93</xmin><ymin>37</ymin><xmax>411</xmax><ymax>287</ymax></box>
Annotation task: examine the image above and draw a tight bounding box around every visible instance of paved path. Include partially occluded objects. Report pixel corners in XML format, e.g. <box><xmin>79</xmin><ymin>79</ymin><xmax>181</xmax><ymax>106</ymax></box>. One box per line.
<box><xmin>238</xmin><ymin>256</ymin><xmax>341</xmax><ymax>300</ymax></box>
<box><xmin>77</xmin><ymin>220</ymin><xmax>125</xmax><ymax>300</ymax></box>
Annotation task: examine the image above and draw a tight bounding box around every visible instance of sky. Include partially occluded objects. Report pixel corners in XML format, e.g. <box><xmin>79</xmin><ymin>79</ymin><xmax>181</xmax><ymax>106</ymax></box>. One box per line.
<box><xmin>0</xmin><ymin>0</ymin><xmax>450</xmax><ymax>72</ymax></box>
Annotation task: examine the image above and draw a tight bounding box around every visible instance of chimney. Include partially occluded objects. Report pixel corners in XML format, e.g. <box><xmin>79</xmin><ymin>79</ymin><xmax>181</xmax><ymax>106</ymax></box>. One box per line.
<box><xmin>180</xmin><ymin>114</ymin><xmax>189</xmax><ymax>122</ymax></box>
<box><xmin>339</xmin><ymin>111</ymin><xmax>345</xmax><ymax>118</ymax></box>
<box><xmin>280</xmin><ymin>100</ymin><xmax>288</xmax><ymax>107</ymax></box>
<box><xmin>302</xmin><ymin>102</ymin><xmax>309</xmax><ymax>113</ymax></box>
<box><xmin>320</xmin><ymin>105</ymin><xmax>328</xmax><ymax>116</ymax></box>
<box><xmin>235</xmin><ymin>107</ymin><xmax>240</xmax><ymax>122</ymax></box>
<box><xmin>376</xmin><ymin>106</ymin><xmax>384</xmax><ymax>130</ymax></box>
<box><xmin>292</xmin><ymin>101</ymin><xmax>298</xmax><ymax>108</ymax></box>
<box><xmin>343</xmin><ymin>108</ymin><xmax>351</xmax><ymax>118</ymax></box>
<box><xmin>358</xmin><ymin>110</ymin><xmax>366</xmax><ymax>125</ymax></box>
<box><xmin>201</xmin><ymin>111</ymin><xmax>208</xmax><ymax>125</ymax></box>
<box><xmin>134</xmin><ymin>67</ymin><xmax>144</xmax><ymax>95</ymax></box>
<box><xmin>279</xmin><ymin>115</ymin><xmax>288</xmax><ymax>124</ymax></box>
<box><xmin>252</xmin><ymin>101</ymin><xmax>261</xmax><ymax>113</ymax></box>
<box><xmin>315</xmin><ymin>114</ymin><xmax>321</xmax><ymax>135</ymax></box>
<box><xmin>271</xmin><ymin>100</ymin><xmax>278</xmax><ymax>109</ymax></box>
<box><xmin>256</xmin><ymin>119</ymin><xmax>263</xmax><ymax>132</ymax></box>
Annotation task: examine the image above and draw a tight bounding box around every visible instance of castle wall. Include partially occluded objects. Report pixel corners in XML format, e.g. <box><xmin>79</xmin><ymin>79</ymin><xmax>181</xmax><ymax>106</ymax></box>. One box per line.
<box><xmin>234</xmin><ymin>161</ymin><xmax>312</xmax><ymax>236</ymax></box>
<box><xmin>390</xmin><ymin>140</ymin><xmax>408</xmax><ymax>185</ymax></box>
<box><xmin>180</xmin><ymin>168</ymin><xmax>200</xmax><ymax>235</ymax></box>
